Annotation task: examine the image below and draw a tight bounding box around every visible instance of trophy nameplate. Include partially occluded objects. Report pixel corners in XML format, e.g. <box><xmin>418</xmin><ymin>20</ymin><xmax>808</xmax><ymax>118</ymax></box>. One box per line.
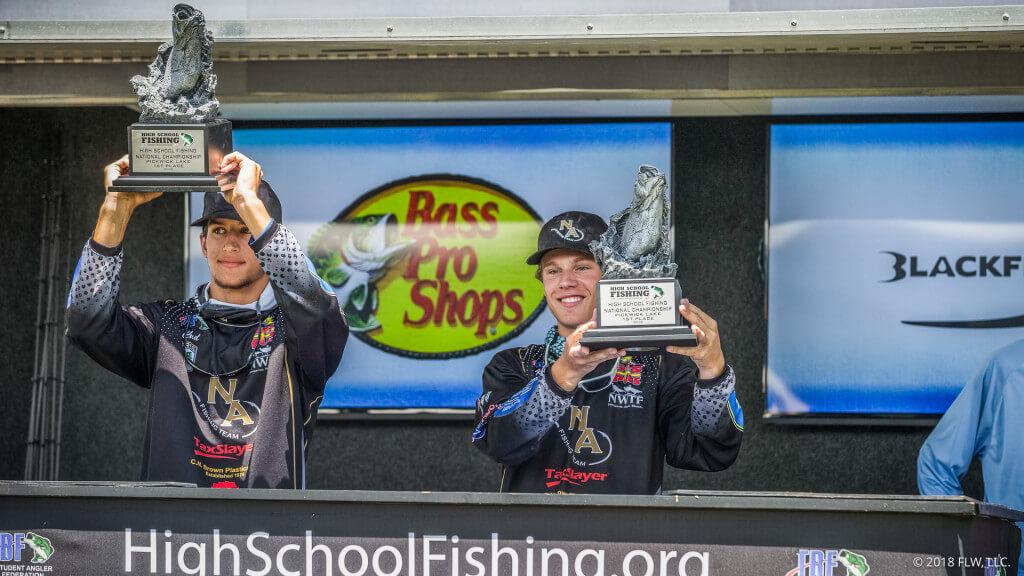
<box><xmin>110</xmin><ymin>120</ymin><xmax>231</xmax><ymax>193</ymax></box>
<box><xmin>583</xmin><ymin>278</ymin><xmax>695</xmax><ymax>351</ymax></box>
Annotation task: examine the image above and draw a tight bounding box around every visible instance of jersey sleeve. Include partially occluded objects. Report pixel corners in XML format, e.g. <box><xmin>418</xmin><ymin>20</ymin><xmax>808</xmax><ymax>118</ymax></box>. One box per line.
<box><xmin>251</xmin><ymin>221</ymin><xmax>349</xmax><ymax>394</ymax></box>
<box><xmin>65</xmin><ymin>240</ymin><xmax>162</xmax><ymax>388</ymax></box>
<box><xmin>472</xmin><ymin>349</ymin><xmax>573</xmax><ymax>465</ymax></box>
<box><xmin>657</xmin><ymin>354</ymin><xmax>744</xmax><ymax>472</ymax></box>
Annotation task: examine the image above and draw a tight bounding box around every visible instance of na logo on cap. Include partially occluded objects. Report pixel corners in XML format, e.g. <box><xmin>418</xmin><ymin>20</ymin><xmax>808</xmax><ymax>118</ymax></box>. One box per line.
<box><xmin>552</xmin><ymin>219</ymin><xmax>585</xmax><ymax>242</ymax></box>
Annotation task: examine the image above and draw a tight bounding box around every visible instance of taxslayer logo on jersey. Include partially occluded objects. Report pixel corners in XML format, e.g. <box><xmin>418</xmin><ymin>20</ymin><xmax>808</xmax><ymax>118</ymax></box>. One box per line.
<box><xmin>307</xmin><ymin>175</ymin><xmax>545</xmax><ymax>359</ymax></box>
<box><xmin>193</xmin><ymin>436</ymin><xmax>253</xmax><ymax>460</ymax></box>
<box><xmin>544</xmin><ymin>467</ymin><xmax>608</xmax><ymax>489</ymax></box>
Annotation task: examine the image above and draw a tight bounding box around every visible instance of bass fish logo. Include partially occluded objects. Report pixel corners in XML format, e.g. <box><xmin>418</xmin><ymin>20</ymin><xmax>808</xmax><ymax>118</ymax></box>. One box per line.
<box><xmin>25</xmin><ymin>533</ymin><xmax>53</xmax><ymax>564</ymax></box>
<box><xmin>308</xmin><ymin>175</ymin><xmax>545</xmax><ymax>358</ymax></box>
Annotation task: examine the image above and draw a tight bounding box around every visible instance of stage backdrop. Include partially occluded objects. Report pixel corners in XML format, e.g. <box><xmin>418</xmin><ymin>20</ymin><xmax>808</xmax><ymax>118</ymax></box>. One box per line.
<box><xmin>188</xmin><ymin>122</ymin><xmax>672</xmax><ymax>410</ymax></box>
<box><xmin>767</xmin><ymin>120</ymin><xmax>1024</xmax><ymax>417</ymax></box>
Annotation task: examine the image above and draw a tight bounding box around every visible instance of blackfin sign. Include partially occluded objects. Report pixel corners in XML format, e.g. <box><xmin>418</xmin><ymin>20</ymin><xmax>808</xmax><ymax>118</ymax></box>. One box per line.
<box><xmin>308</xmin><ymin>175</ymin><xmax>545</xmax><ymax>358</ymax></box>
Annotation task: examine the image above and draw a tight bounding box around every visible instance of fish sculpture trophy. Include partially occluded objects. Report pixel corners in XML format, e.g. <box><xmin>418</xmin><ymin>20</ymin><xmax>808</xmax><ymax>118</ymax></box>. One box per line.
<box><xmin>579</xmin><ymin>165</ymin><xmax>697</xmax><ymax>350</ymax></box>
<box><xmin>109</xmin><ymin>4</ymin><xmax>231</xmax><ymax>193</ymax></box>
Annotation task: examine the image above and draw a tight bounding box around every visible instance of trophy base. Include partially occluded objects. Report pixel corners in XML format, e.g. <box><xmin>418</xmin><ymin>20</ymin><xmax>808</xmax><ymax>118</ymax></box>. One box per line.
<box><xmin>108</xmin><ymin>174</ymin><xmax>222</xmax><ymax>193</ymax></box>
<box><xmin>580</xmin><ymin>325</ymin><xmax>697</xmax><ymax>351</ymax></box>
<box><xmin>110</xmin><ymin>119</ymin><xmax>232</xmax><ymax>193</ymax></box>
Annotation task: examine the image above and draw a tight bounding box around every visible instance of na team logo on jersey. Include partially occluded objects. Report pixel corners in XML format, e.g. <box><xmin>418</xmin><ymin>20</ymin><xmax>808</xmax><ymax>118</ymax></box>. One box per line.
<box><xmin>557</xmin><ymin>405</ymin><xmax>613</xmax><ymax>467</ymax></box>
<box><xmin>192</xmin><ymin>377</ymin><xmax>262</xmax><ymax>440</ymax></box>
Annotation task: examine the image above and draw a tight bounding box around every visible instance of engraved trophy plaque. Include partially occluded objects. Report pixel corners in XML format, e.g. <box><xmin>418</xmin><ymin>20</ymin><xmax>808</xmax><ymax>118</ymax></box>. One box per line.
<box><xmin>109</xmin><ymin>4</ymin><xmax>231</xmax><ymax>193</ymax></box>
<box><xmin>580</xmin><ymin>165</ymin><xmax>696</xmax><ymax>350</ymax></box>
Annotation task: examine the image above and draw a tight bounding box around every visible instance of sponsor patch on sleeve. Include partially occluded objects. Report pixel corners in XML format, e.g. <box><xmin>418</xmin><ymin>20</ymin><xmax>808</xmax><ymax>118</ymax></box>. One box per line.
<box><xmin>727</xmin><ymin>390</ymin><xmax>744</xmax><ymax>431</ymax></box>
<box><xmin>471</xmin><ymin>377</ymin><xmax>540</xmax><ymax>441</ymax></box>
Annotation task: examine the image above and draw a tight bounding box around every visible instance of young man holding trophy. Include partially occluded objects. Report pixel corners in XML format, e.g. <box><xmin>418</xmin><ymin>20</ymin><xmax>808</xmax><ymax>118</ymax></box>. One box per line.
<box><xmin>472</xmin><ymin>166</ymin><xmax>744</xmax><ymax>494</ymax></box>
<box><xmin>65</xmin><ymin>152</ymin><xmax>348</xmax><ymax>488</ymax></box>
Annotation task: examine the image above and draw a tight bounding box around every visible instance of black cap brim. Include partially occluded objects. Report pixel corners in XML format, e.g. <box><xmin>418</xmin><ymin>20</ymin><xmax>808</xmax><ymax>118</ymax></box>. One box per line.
<box><xmin>525</xmin><ymin>249</ymin><xmax>548</xmax><ymax>266</ymax></box>
<box><xmin>190</xmin><ymin>208</ymin><xmax>243</xmax><ymax>227</ymax></box>
<box><xmin>526</xmin><ymin>246</ymin><xmax>595</xmax><ymax>265</ymax></box>
<box><xmin>190</xmin><ymin>180</ymin><xmax>283</xmax><ymax>227</ymax></box>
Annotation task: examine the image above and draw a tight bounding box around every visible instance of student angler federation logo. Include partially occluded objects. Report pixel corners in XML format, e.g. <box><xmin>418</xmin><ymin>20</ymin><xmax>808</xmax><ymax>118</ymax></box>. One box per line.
<box><xmin>0</xmin><ymin>532</ymin><xmax>55</xmax><ymax>564</ymax></box>
<box><xmin>786</xmin><ymin>549</ymin><xmax>869</xmax><ymax>576</ymax></box>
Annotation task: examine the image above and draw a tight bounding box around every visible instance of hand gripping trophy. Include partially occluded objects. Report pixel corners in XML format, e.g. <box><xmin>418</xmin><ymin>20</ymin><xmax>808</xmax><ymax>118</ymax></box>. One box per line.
<box><xmin>109</xmin><ymin>4</ymin><xmax>231</xmax><ymax>193</ymax></box>
<box><xmin>580</xmin><ymin>165</ymin><xmax>697</xmax><ymax>350</ymax></box>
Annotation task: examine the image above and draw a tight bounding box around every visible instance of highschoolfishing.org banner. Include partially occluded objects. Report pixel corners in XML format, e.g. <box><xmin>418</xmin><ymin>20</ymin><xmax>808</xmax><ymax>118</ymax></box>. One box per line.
<box><xmin>2</xmin><ymin>527</ymin><xmax>1011</xmax><ymax>576</ymax></box>
<box><xmin>188</xmin><ymin>122</ymin><xmax>672</xmax><ymax>409</ymax></box>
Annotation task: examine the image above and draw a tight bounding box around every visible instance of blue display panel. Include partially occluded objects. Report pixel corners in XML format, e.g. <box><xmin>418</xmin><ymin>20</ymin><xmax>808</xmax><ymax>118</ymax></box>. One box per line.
<box><xmin>767</xmin><ymin>121</ymin><xmax>1024</xmax><ymax>417</ymax></box>
<box><xmin>189</xmin><ymin>122</ymin><xmax>672</xmax><ymax>410</ymax></box>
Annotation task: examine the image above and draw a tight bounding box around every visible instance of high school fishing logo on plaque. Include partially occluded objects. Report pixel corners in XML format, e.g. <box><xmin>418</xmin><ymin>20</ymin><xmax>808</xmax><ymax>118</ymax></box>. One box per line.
<box><xmin>308</xmin><ymin>175</ymin><xmax>545</xmax><ymax>358</ymax></box>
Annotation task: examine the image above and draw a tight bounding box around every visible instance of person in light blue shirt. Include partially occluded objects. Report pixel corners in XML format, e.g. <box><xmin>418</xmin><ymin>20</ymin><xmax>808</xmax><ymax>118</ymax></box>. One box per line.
<box><xmin>918</xmin><ymin>340</ymin><xmax>1024</xmax><ymax>575</ymax></box>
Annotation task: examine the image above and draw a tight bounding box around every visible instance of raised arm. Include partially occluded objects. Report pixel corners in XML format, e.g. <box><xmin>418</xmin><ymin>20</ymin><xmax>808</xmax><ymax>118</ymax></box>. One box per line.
<box><xmin>216</xmin><ymin>152</ymin><xmax>348</xmax><ymax>389</ymax></box>
<box><xmin>65</xmin><ymin>156</ymin><xmax>164</xmax><ymax>387</ymax></box>
<box><xmin>660</xmin><ymin>300</ymin><xmax>743</xmax><ymax>470</ymax></box>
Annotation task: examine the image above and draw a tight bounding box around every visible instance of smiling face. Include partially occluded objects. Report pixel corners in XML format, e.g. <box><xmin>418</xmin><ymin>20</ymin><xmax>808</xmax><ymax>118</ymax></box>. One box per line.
<box><xmin>539</xmin><ymin>248</ymin><xmax>603</xmax><ymax>337</ymax></box>
<box><xmin>200</xmin><ymin>218</ymin><xmax>268</xmax><ymax>301</ymax></box>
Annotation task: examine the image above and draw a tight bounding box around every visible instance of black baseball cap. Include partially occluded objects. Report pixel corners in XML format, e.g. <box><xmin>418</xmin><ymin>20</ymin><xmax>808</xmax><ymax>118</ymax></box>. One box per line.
<box><xmin>526</xmin><ymin>210</ymin><xmax>608</xmax><ymax>265</ymax></box>
<box><xmin>189</xmin><ymin>180</ymin><xmax>283</xmax><ymax>227</ymax></box>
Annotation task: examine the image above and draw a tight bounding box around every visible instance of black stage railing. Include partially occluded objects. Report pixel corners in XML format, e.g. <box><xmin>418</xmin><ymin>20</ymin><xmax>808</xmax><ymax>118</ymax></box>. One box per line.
<box><xmin>0</xmin><ymin>482</ymin><xmax>1020</xmax><ymax>575</ymax></box>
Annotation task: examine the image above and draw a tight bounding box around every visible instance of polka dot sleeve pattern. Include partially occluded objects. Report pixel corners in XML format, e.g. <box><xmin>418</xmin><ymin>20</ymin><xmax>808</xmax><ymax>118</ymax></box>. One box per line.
<box><xmin>512</xmin><ymin>367</ymin><xmax>573</xmax><ymax>436</ymax></box>
<box><xmin>67</xmin><ymin>241</ymin><xmax>123</xmax><ymax>315</ymax></box>
<box><xmin>249</xmin><ymin>221</ymin><xmax>349</xmax><ymax>392</ymax></box>
<box><xmin>252</xmin><ymin>223</ymin><xmax>333</xmax><ymax>300</ymax></box>
<box><xmin>690</xmin><ymin>366</ymin><xmax>738</xmax><ymax>436</ymax></box>
<box><xmin>65</xmin><ymin>241</ymin><xmax>161</xmax><ymax>388</ymax></box>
